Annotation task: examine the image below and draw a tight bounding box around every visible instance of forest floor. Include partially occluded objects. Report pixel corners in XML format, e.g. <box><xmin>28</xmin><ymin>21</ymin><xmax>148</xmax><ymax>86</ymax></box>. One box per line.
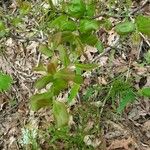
<box><xmin>0</xmin><ymin>0</ymin><xmax>150</xmax><ymax>150</ymax></box>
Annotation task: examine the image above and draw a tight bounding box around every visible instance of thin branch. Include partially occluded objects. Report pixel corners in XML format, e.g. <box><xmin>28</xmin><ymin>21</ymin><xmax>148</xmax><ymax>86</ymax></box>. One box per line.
<box><xmin>92</xmin><ymin>47</ymin><xmax>111</xmax><ymax>62</ymax></box>
<box><xmin>139</xmin><ymin>32</ymin><xmax>150</xmax><ymax>47</ymax></box>
<box><xmin>92</xmin><ymin>38</ymin><xmax>119</xmax><ymax>62</ymax></box>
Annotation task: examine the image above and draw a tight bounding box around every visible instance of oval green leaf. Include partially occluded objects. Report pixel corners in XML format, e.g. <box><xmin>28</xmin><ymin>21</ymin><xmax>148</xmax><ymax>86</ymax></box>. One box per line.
<box><xmin>79</xmin><ymin>19</ymin><xmax>99</xmax><ymax>33</ymax></box>
<box><xmin>30</xmin><ymin>92</ymin><xmax>53</xmax><ymax>111</ymax></box>
<box><xmin>136</xmin><ymin>15</ymin><xmax>150</xmax><ymax>36</ymax></box>
<box><xmin>139</xmin><ymin>87</ymin><xmax>150</xmax><ymax>98</ymax></box>
<box><xmin>68</xmin><ymin>83</ymin><xmax>80</xmax><ymax>103</ymax></box>
<box><xmin>34</xmin><ymin>75</ymin><xmax>53</xmax><ymax>90</ymax></box>
<box><xmin>80</xmin><ymin>33</ymin><xmax>98</xmax><ymax>46</ymax></box>
<box><xmin>67</xmin><ymin>0</ymin><xmax>86</xmax><ymax>18</ymax></box>
<box><xmin>115</xmin><ymin>21</ymin><xmax>135</xmax><ymax>35</ymax></box>
<box><xmin>0</xmin><ymin>72</ymin><xmax>12</xmax><ymax>92</ymax></box>
<box><xmin>52</xmin><ymin>79</ymin><xmax>68</xmax><ymax>95</ymax></box>
<box><xmin>39</xmin><ymin>44</ymin><xmax>52</xmax><ymax>57</ymax></box>
<box><xmin>54</xmin><ymin>68</ymin><xmax>75</xmax><ymax>81</ymax></box>
<box><xmin>53</xmin><ymin>100</ymin><xmax>69</xmax><ymax>128</ymax></box>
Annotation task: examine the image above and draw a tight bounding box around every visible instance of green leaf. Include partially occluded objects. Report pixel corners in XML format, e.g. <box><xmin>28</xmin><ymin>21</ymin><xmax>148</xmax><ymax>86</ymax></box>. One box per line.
<box><xmin>96</xmin><ymin>41</ymin><xmax>104</xmax><ymax>53</ymax></box>
<box><xmin>68</xmin><ymin>83</ymin><xmax>80</xmax><ymax>103</ymax></box>
<box><xmin>50</xmin><ymin>15</ymin><xmax>76</xmax><ymax>31</ymax></box>
<box><xmin>47</xmin><ymin>57</ymin><xmax>58</xmax><ymax>74</ymax></box>
<box><xmin>61</xmin><ymin>20</ymin><xmax>77</xmax><ymax>31</ymax></box>
<box><xmin>54</xmin><ymin>68</ymin><xmax>82</xmax><ymax>85</ymax></box>
<box><xmin>80</xmin><ymin>33</ymin><xmax>98</xmax><ymax>46</ymax></box>
<box><xmin>33</xmin><ymin>63</ymin><xmax>47</xmax><ymax>72</ymax></box>
<box><xmin>53</xmin><ymin>100</ymin><xmax>69</xmax><ymax>128</ymax></box>
<box><xmin>54</xmin><ymin>68</ymin><xmax>75</xmax><ymax>81</ymax></box>
<box><xmin>34</xmin><ymin>75</ymin><xmax>53</xmax><ymax>90</ymax></box>
<box><xmin>11</xmin><ymin>17</ymin><xmax>22</xmax><ymax>27</ymax></box>
<box><xmin>62</xmin><ymin>31</ymin><xmax>75</xmax><ymax>43</ymax></box>
<box><xmin>47</xmin><ymin>62</ymin><xmax>57</xmax><ymax>74</ymax></box>
<box><xmin>136</xmin><ymin>15</ymin><xmax>150</xmax><ymax>36</ymax></box>
<box><xmin>52</xmin><ymin>79</ymin><xmax>68</xmax><ymax>95</ymax></box>
<box><xmin>58</xmin><ymin>45</ymin><xmax>70</xmax><ymax>67</ymax></box>
<box><xmin>117</xmin><ymin>90</ymin><xmax>135</xmax><ymax>114</ymax></box>
<box><xmin>75</xmin><ymin>63</ymin><xmax>98</xmax><ymax>70</ymax></box>
<box><xmin>39</xmin><ymin>44</ymin><xmax>52</xmax><ymax>57</ymax></box>
<box><xmin>0</xmin><ymin>21</ymin><xmax>7</xmax><ymax>37</ymax></box>
<box><xmin>131</xmin><ymin>32</ymin><xmax>141</xmax><ymax>45</ymax></box>
<box><xmin>50</xmin><ymin>15</ymin><xmax>67</xmax><ymax>29</ymax></box>
<box><xmin>115</xmin><ymin>21</ymin><xmax>135</xmax><ymax>35</ymax></box>
<box><xmin>74</xmin><ymin>75</ymin><xmax>83</xmax><ymax>84</ymax></box>
<box><xmin>30</xmin><ymin>92</ymin><xmax>53</xmax><ymax>111</ymax></box>
<box><xmin>139</xmin><ymin>87</ymin><xmax>150</xmax><ymax>98</ymax></box>
<box><xmin>75</xmin><ymin>37</ymin><xmax>84</xmax><ymax>55</ymax></box>
<box><xmin>85</xmin><ymin>3</ymin><xmax>95</xmax><ymax>17</ymax></box>
<box><xmin>79</xmin><ymin>19</ymin><xmax>99</xmax><ymax>33</ymax></box>
<box><xmin>0</xmin><ymin>72</ymin><xmax>12</xmax><ymax>92</ymax></box>
<box><xmin>0</xmin><ymin>21</ymin><xmax>5</xmax><ymax>31</ymax></box>
<box><xmin>53</xmin><ymin>32</ymin><xmax>62</xmax><ymax>47</ymax></box>
<box><xmin>67</xmin><ymin>0</ymin><xmax>86</xmax><ymax>18</ymax></box>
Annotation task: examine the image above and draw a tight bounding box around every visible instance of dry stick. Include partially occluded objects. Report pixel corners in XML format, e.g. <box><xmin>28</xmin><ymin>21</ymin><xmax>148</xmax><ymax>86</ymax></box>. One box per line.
<box><xmin>139</xmin><ymin>32</ymin><xmax>150</xmax><ymax>47</ymax></box>
<box><xmin>92</xmin><ymin>47</ymin><xmax>111</xmax><ymax>62</ymax></box>
<box><xmin>92</xmin><ymin>38</ymin><xmax>120</xmax><ymax>62</ymax></box>
<box><xmin>137</xmin><ymin>40</ymin><xmax>143</xmax><ymax>60</ymax></box>
<box><xmin>126</xmin><ymin>58</ymin><xmax>132</xmax><ymax>82</ymax></box>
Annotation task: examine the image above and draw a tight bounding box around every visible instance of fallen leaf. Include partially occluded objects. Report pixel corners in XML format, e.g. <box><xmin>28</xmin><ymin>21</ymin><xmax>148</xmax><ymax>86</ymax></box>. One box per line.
<box><xmin>107</xmin><ymin>137</ymin><xmax>136</xmax><ymax>150</ymax></box>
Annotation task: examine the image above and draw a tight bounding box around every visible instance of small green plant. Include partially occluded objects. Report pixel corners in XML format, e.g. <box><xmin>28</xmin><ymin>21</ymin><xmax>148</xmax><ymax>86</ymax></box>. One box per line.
<box><xmin>29</xmin><ymin>0</ymin><xmax>150</xmax><ymax>127</ymax></box>
<box><xmin>20</xmin><ymin>128</ymin><xmax>40</xmax><ymax>150</ymax></box>
<box><xmin>30</xmin><ymin>0</ymin><xmax>100</xmax><ymax>128</ymax></box>
<box><xmin>42</xmin><ymin>102</ymin><xmax>100</xmax><ymax>149</ymax></box>
<box><xmin>0</xmin><ymin>71</ymin><xmax>12</xmax><ymax>92</ymax></box>
<box><xmin>46</xmin><ymin>126</ymin><xmax>88</xmax><ymax>149</ymax></box>
<box><xmin>106</xmin><ymin>77</ymin><xmax>135</xmax><ymax>114</ymax></box>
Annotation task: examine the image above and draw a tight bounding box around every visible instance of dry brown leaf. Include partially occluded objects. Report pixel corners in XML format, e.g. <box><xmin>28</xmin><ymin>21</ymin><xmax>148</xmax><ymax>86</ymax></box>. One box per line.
<box><xmin>84</xmin><ymin>135</ymin><xmax>101</xmax><ymax>148</ymax></box>
<box><xmin>107</xmin><ymin>30</ymin><xmax>119</xmax><ymax>47</ymax></box>
<box><xmin>143</xmin><ymin>120</ymin><xmax>150</xmax><ymax>138</ymax></box>
<box><xmin>98</xmin><ymin>77</ymin><xmax>107</xmax><ymax>85</ymax></box>
<box><xmin>132</xmin><ymin>62</ymin><xmax>148</xmax><ymax>75</ymax></box>
<box><xmin>107</xmin><ymin>137</ymin><xmax>135</xmax><ymax>150</ymax></box>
